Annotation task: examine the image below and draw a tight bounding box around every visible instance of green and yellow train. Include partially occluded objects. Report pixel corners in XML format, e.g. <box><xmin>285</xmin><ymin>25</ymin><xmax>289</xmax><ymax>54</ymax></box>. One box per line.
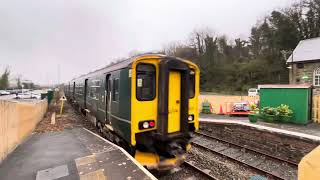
<box><xmin>64</xmin><ymin>54</ymin><xmax>199</xmax><ymax>170</ymax></box>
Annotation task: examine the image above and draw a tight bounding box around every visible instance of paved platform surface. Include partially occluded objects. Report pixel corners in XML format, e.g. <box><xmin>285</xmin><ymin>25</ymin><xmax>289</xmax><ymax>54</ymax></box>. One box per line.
<box><xmin>200</xmin><ymin>115</ymin><xmax>320</xmax><ymax>142</ymax></box>
<box><xmin>0</xmin><ymin>128</ymin><xmax>155</xmax><ymax>180</ymax></box>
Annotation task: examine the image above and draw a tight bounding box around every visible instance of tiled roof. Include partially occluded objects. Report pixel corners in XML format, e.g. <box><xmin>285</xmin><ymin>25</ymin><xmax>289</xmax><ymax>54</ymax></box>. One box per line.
<box><xmin>287</xmin><ymin>37</ymin><xmax>320</xmax><ymax>63</ymax></box>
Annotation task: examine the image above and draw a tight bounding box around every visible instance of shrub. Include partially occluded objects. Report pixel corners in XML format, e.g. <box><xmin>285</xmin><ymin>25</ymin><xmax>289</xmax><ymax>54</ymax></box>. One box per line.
<box><xmin>277</xmin><ymin>104</ymin><xmax>293</xmax><ymax>116</ymax></box>
<box><xmin>262</xmin><ymin>107</ymin><xmax>278</xmax><ymax>116</ymax></box>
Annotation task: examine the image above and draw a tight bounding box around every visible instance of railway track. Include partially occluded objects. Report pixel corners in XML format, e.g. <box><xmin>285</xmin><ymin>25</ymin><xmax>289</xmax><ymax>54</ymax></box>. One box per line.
<box><xmin>196</xmin><ymin>131</ymin><xmax>298</xmax><ymax>166</ymax></box>
<box><xmin>193</xmin><ymin>131</ymin><xmax>298</xmax><ymax>180</ymax></box>
<box><xmin>156</xmin><ymin>160</ymin><xmax>218</xmax><ymax>180</ymax></box>
<box><xmin>183</xmin><ymin>161</ymin><xmax>218</xmax><ymax>180</ymax></box>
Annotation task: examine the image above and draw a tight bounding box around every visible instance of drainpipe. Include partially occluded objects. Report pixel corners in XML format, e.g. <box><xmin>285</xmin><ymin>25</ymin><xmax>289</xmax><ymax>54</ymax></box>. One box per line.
<box><xmin>292</xmin><ymin>50</ymin><xmax>294</xmax><ymax>84</ymax></box>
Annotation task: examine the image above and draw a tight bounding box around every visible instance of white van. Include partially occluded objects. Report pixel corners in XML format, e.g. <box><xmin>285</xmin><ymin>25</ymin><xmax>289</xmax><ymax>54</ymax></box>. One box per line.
<box><xmin>248</xmin><ymin>88</ymin><xmax>259</xmax><ymax>96</ymax></box>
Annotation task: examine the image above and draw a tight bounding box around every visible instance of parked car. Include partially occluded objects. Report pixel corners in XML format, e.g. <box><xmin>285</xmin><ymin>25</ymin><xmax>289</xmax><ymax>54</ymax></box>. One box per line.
<box><xmin>16</xmin><ymin>91</ymin><xmax>41</xmax><ymax>99</ymax></box>
<box><xmin>248</xmin><ymin>88</ymin><xmax>259</xmax><ymax>96</ymax></box>
<box><xmin>0</xmin><ymin>90</ymin><xmax>10</xmax><ymax>95</ymax></box>
<box><xmin>16</xmin><ymin>92</ymin><xmax>31</xmax><ymax>99</ymax></box>
<box><xmin>233</xmin><ymin>102</ymin><xmax>250</xmax><ymax>112</ymax></box>
<box><xmin>31</xmin><ymin>92</ymin><xmax>41</xmax><ymax>99</ymax></box>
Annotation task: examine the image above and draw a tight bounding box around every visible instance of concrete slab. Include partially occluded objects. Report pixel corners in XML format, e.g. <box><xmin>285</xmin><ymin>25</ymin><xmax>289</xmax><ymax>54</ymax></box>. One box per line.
<box><xmin>36</xmin><ymin>165</ymin><xmax>69</xmax><ymax>180</ymax></box>
<box><xmin>79</xmin><ymin>169</ymin><xmax>105</xmax><ymax>180</ymax></box>
<box><xmin>0</xmin><ymin>128</ymin><xmax>155</xmax><ymax>180</ymax></box>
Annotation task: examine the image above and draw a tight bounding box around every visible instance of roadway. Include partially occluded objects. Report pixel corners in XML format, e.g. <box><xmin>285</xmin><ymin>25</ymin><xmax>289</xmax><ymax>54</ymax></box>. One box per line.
<box><xmin>0</xmin><ymin>94</ymin><xmax>16</xmax><ymax>100</ymax></box>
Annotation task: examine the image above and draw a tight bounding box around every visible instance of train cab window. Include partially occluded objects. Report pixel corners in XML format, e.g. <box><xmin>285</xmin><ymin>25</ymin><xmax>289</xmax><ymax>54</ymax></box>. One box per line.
<box><xmin>136</xmin><ymin>64</ymin><xmax>156</xmax><ymax>101</ymax></box>
<box><xmin>189</xmin><ymin>70</ymin><xmax>195</xmax><ymax>98</ymax></box>
<box><xmin>112</xmin><ymin>78</ymin><xmax>119</xmax><ymax>102</ymax></box>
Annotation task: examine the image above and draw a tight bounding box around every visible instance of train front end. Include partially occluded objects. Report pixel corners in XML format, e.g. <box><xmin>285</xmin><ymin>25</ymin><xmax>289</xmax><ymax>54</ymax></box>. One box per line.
<box><xmin>130</xmin><ymin>55</ymin><xmax>199</xmax><ymax>170</ymax></box>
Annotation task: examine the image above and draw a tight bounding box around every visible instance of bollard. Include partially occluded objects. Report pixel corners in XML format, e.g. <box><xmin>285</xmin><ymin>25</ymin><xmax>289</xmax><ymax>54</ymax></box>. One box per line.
<box><xmin>59</xmin><ymin>96</ymin><xmax>67</xmax><ymax>116</ymax></box>
<box><xmin>51</xmin><ymin>112</ymin><xmax>56</xmax><ymax>125</ymax></box>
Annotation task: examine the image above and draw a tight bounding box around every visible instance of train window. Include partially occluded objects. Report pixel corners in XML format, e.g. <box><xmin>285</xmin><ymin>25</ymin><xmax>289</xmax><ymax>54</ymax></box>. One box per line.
<box><xmin>90</xmin><ymin>80</ymin><xmax>100</xmax><ymax>100</ymax></box>
<box><xmin>136</xmin><ymin>64</ymin><xmax>156</xmax><ymax>101</ymax></box>
<box><xmin>189</xmin><ymin>70</ymin><xmax>195</xmax><ymax>98</ymax></box>
<box><xmin>112</xmin><ymin>78</ymin><xmax>119</xmax><ymax>102</ymax></box>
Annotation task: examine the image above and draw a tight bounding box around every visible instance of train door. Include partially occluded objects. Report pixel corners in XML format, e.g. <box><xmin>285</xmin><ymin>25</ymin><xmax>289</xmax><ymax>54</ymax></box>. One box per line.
<box><xmin>84</xmin><ymin>79</ymin><xmax>88</xmax><ymax>108</ymax></box>
<box><xmin>105</xmin><ymin>74</ymin><xmax>111</xmax><ymax>124</ymax></box>
<box><xmin>168</xmin><ymin>71</ymin><xmax>181</xmax><ymax>133</ymax></box>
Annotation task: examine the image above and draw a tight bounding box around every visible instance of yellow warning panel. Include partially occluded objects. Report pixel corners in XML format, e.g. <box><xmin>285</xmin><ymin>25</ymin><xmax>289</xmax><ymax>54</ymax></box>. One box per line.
<box><xmin>298</xmin><ymin>145</ymin><xmax>320</xmax><ymax>180</ymax></box>
<box><xmin>135</xmin><ymin>150</ymin><xmax>160</xmax><ymax>168</ymax></box>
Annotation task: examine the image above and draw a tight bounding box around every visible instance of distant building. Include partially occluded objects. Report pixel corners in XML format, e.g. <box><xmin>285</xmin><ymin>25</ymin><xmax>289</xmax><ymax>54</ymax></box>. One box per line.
<box><xmin>9</xmin><ymin>78</ymin><xmax>33</xmax><ymax>89</ymax></box>
<box><xmin>287</xmin><ymin>37</ymin><xmax>320</xmax><ymax>95</ymax></box>
<box><xmin>9</xmin><ymin>78</ymin><xmax>18</xmax><ymax>88</ymax></box>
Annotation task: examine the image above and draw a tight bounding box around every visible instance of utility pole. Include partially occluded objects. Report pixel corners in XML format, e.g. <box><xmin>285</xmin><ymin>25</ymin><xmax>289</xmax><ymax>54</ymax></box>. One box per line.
<box><xmin>57</xmin><ymin>64</ymin><xmax>61</xmax><ymax>86</ymax></box>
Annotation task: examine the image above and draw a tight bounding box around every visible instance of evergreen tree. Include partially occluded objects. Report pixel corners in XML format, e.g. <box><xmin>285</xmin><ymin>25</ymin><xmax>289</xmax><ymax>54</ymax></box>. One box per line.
<box><xmin>0</xmin><ymin>68</ymin><xmax>10</xmax><ymax>90</ymax></box>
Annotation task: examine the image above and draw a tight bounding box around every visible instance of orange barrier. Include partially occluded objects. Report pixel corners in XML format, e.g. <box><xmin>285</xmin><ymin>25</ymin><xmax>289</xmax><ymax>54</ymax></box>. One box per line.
<box><xmin>218</xmin><ymin>104</ymin><xmax>224</xmax><ymax>115</ymax></box>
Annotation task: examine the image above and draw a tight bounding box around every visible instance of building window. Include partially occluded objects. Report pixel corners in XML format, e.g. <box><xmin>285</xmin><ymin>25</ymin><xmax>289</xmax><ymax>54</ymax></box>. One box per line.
<box><xmin>314</xmin><ymin>68</ymin><xmax>320</xmax><ymax>86</ymax></box>
<box><xmin>297</xmin><ymin>63</ymin><xmax>304</xmax><ymax>69</ymax></box>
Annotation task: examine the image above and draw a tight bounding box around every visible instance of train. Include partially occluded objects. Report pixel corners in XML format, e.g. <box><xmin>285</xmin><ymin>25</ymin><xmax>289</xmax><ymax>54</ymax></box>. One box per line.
<box><xmin>64</xmin><ymin>54</ymin><xmax>200</xmax><ymax>170</ymax></box>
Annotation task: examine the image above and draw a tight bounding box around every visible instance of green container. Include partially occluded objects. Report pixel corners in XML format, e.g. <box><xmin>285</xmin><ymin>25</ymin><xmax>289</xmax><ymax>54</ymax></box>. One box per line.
<box><xmin>259</xmin><ymin>85</ymin><xmax>312</xmax><ymax>124</ymax></box>
<box><xmin>279</xmin><ymin>115</ymin><xmax>292</xmax><ymax>123</ymax></box>
<box><xmin>249</xmin><ymin>114</ymin><xmax>258</xmax><ymax>123</ymax></box>
<box><xmin>40</xmin><ymin>93</ymin><xmax>47</xmax><ymax>100</ymax></box>
<box><xmin>202</xmin><ymin>101</ymin><xmax>212</xmax><ymax>114</ymax></box>
<box><xmin>262</xmin><ymin>114</ymin><xmax>276</xmax><ymax>123</ymax></box>
<box><xmin>47</xmin><ymin>90</ymin><xmax>54</xmax><ymax>104</ymax></box>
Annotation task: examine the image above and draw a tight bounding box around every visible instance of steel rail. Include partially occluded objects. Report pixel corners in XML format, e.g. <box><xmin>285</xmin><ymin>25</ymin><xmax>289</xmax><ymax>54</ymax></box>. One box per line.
<box><xmin>195</xmin><ymin>131</ymin><xmax>298</xmax><ymax>166</ymax></box>
<box><xmin>191</xmin><ymin>141</ymin><xmax>285</xmax><ymax>180</ymax></box>
<box><xmin>183</xmin><ymin>161</ymin><xmax>218</xmax><ymax>180</ymax></box>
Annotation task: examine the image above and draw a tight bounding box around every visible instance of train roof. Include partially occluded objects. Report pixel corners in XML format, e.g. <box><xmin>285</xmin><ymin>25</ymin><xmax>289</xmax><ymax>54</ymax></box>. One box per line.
<box><xmin>70</xmin><ymin>53</ymin><xmax>195</xmax><ymax>82</ymax></box>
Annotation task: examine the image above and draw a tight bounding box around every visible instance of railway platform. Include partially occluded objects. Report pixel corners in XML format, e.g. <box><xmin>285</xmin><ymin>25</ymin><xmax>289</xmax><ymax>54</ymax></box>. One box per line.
<box><xmin>0</xmin><ymin>128</ymin><xmax>155</xmax><ymax>180</ymax></box>
<box><xmin>0</xmin><ymin>100</ymin><xmax>155</xmax><ymax>180</ymax></box>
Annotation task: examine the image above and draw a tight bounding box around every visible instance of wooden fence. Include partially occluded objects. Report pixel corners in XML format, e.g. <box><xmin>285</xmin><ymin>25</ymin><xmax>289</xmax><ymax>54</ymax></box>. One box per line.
<box><xmin>313</xmin><ymin>96</ymin><xmax>320</xmax><ymax>123</ymax></box>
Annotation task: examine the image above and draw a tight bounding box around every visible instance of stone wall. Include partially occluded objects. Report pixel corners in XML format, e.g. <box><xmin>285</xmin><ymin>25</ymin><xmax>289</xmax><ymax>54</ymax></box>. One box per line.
<box><xmin>290</xmin><ymin>61</ymin><xmax>320</xmax><ymax>95</ymax></box>
<box><xmin>0</xmin><ymin>100</ymin><xmax>47</xmax><ymax>162</ymax></box>
<box><xmin>200</xmin><ymin>122</ymin><xmax>320</xmax><ymax>164</ymax></box>
<box><xmin>290</xmin><ymin>61</ymin><xmax>320</xmax><ymax>121</ymax></box>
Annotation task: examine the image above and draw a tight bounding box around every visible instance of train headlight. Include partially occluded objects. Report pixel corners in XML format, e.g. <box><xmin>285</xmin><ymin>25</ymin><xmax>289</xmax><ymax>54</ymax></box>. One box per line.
<box><xmin>139</xmin><ymin>120</ymin><xmax>155</xmax><ymax>130</ymax></box>
<box><xmin>142</xmin><ymin>122</ymin><xmax>149</xmax><ymax>129</ymax></box>
<box><xmin>188</xmin><ymin>115</ymin><xmax>194</xmax><ymax>121</ymax></box>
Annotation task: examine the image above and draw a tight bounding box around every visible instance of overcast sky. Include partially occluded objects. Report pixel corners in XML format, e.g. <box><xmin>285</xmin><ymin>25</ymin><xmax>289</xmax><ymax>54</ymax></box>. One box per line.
<box><xmin>0</xmin><ymin>0</ymin><xmax>296</xmax><ymax>85</ymax></box>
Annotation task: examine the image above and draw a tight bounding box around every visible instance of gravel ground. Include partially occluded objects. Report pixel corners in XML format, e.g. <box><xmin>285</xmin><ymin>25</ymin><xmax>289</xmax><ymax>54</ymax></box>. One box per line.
<box><xmin>193</xmin><ymin>133</ymin><xmax>297</xmax><ymax>180</ymax></box>
<box><xmin>187</xmin><ymin>145</ymin><xmax>257</xmax><ymax>180</ymax></box>
<box><xmin>34</xmin><ymin>102</ymin><xmax>97</xmax><ymax>133</ymax></box>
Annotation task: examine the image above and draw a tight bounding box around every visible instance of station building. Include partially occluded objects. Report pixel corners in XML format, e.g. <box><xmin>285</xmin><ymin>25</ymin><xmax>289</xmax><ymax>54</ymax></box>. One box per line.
<box><xmin>287</xmin><ymin>37</ymin><xmax>320</xmax><ymax>121</ymax></box>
